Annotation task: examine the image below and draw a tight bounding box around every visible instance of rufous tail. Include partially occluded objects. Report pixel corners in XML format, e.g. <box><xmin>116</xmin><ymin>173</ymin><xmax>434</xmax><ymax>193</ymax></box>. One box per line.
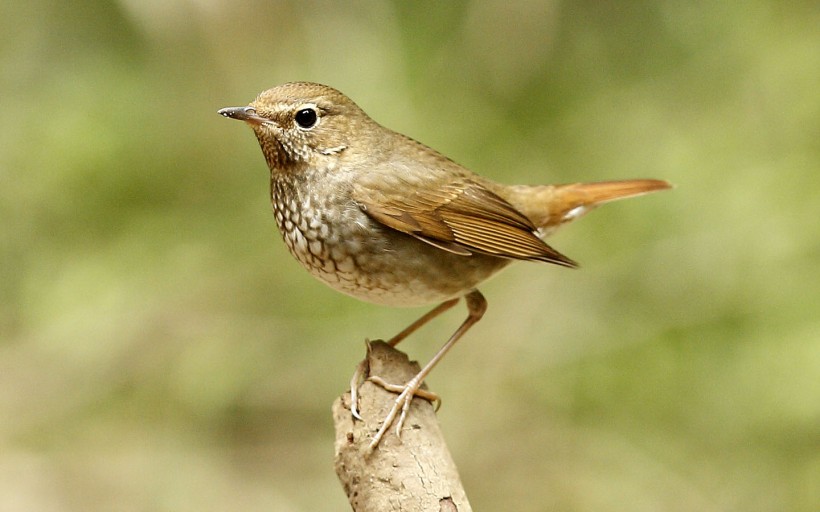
<box><xmin>508</xmin><ymin>179</ymin><xmax>672</xmax><ymax>232</ymax></box>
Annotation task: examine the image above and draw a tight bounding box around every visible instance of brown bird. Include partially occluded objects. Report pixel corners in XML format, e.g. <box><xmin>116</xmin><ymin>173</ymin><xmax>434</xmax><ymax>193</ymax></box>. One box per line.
<box><xmin>218</xmin><ymin>82</ymin><xmax>671</xmax><ymax>450</ymax></box>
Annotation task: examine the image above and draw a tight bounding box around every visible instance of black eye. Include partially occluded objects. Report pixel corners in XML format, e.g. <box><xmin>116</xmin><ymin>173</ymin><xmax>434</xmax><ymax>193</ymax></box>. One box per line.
<box><xmin>294</xmin><ymin>108</ymin><xmax>318</xmax><ymax>129</ymax></box>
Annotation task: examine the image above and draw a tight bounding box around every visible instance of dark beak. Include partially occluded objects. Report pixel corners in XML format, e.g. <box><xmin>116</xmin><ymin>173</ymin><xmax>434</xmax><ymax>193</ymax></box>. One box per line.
<box><xmin>217</xmin><ymin>106</ymin><xmax>267</xmax><ymax>126</ymax></box>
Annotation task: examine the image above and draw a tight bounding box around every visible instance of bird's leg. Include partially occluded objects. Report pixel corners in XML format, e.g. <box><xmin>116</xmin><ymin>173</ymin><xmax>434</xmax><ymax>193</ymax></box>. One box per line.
<box><xmin>349</xmin><ymin>297</ymin><xmax>459</xmax><ymax>420</ymax></box>
<box><xmin>387</xmin><ymin>297</ymin><xmax>461</xmax><ymax>347</ymax></box>
<box><xmin>366</xmin><ymin>290</ymin><xmax>487</xmax><ymax>451</ymax></box>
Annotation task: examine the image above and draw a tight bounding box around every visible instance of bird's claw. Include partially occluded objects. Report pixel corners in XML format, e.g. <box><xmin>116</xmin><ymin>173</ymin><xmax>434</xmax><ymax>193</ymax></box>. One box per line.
<box><xmin>365</xmin><ymin>374</ymin><xmax>439</xmax><ymax>451</ymax></box>
<box><xmin>367</xmin><ymin>375</ymin><xmax>440</xmax><ymax>404</ymax></box>
<box><xmin>349</xmin><ymin>359</ymin><xmax>367</xmax><ymax>420</ymax></box>
<box><xmin>349</xmin><ymin>340</ymin><xmax>378</xmax><ymax>421</ymax></box>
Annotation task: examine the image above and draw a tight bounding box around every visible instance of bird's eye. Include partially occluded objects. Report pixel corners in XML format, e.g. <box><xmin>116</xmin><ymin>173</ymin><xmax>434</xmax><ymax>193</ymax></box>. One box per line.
<box><xmin>294</xmin><ymin>108</ymin><xmax>318</xmax><ymax>129</ymax></box>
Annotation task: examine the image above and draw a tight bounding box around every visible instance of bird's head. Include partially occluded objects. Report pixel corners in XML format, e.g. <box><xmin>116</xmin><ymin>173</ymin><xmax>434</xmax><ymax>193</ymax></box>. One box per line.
<box><xmin>219</xmin><ymin>82</ymin><xmax>370</xmax><ymax>172</ymax></box>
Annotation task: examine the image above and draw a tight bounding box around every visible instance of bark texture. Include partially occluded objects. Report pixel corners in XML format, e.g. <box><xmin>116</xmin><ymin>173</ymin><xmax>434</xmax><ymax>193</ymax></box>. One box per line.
<box><xmin>333</xmin><ymin>341</ymin><xmax>472</xmax><ymax>512</ymax></box>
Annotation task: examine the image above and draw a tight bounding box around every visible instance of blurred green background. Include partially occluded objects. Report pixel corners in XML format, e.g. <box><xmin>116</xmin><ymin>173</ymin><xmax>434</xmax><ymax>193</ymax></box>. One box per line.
<box><xmin>2</xmin><ymin>1</ymin><xmax>818</xmax><ymax>510</ymax></box>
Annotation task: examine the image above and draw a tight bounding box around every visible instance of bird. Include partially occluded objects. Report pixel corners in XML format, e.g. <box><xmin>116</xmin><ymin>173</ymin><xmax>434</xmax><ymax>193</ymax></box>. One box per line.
<box><xmin>218</xmin><ymin>82</ymin><xmax>671</xmax><ymax>450</ymax></box>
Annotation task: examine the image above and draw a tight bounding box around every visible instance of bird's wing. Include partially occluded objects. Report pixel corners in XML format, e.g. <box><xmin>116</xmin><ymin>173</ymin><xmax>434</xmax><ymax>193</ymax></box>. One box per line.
<box><xmin>354</xmin><ymin>179</ymin><xmax>577</xmax><ymax>267</ymax></box>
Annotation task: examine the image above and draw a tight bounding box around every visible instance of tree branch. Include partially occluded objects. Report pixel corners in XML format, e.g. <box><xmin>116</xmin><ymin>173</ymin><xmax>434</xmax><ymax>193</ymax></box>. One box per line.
<box><xmin>333</xmin><ymin>340</ymin><xmax>472</xmax><ymax>512</ymax></box>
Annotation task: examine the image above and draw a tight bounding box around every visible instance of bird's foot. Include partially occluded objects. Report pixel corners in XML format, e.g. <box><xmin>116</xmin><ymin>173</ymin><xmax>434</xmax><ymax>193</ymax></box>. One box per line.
<box><xmin>365</xmin><ymin>373</ymin><xmax>439</xmax><ymax>451</ymax></box>
<box><xmin>367</xmin><ymin>375</ymin><xmax>440</xmax><ymax>405</ymax></box>
<box><xmin>348</xmin><ymin>341</ymin><xmax>373</xmax><ymax>421</ymax></box>
<box><xmin>349</xmin><ymin>363</ymin><xmax>366</xmax><ymax>420</ymax></box>
<box><xmin>347</xmin><ymin>339</ymin><xmax>440</xmax><ymax>451</ymax></box>
<box><xmin>349</xmin><ymin>339</ymin><xmax>439</xmax><ymax>422</ymax></box>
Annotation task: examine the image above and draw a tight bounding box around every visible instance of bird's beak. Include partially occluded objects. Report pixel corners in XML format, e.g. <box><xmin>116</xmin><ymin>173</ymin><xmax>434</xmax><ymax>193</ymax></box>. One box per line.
<box><xmin>217</xmin><ymin>106</ymin><xmax>267</xmax><ymax>126</ymax></box>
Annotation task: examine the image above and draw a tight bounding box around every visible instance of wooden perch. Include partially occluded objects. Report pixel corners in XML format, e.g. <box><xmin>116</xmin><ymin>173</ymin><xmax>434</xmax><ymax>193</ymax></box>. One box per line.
<box><xmin>333</xmin><ymin>340</ymin><xmax>472</xmax><ymax>512</ymax></box>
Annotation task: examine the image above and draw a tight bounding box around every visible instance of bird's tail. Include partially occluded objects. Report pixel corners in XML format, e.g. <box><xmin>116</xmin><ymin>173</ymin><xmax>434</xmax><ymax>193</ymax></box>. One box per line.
<box><xmin>508</xmin><ymin>179</ymin><xmax>673</xmax><ymax>232</ymax></box>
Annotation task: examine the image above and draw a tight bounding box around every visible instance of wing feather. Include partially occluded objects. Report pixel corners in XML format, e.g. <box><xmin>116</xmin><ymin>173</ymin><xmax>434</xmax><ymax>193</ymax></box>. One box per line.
<box><xmin>356</xmin><ymin>179</ymin><xmax>577</xmax><ymax>267</ymax></box>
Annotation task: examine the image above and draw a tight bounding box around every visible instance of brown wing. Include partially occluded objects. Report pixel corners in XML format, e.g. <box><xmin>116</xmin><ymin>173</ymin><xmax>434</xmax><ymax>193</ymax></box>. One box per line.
<box><xmin>356</xmin><ymin>180</ymin><xmax>577</xmax><ymax>268</ymax></box>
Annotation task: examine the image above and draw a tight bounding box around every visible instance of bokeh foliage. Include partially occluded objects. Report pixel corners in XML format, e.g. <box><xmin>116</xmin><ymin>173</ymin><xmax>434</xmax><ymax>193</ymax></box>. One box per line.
<box><xmin>1</xmin><ymin>1</ymin><xmax>818</xmax><ymax>510</ymax></box>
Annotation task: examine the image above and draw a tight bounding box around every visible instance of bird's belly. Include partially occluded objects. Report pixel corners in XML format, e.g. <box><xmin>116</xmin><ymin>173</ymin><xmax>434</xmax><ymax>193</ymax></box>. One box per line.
<box><xmin>274</xmin><ymin>205</ymin><xmax>509</xmax><ymax>307</ymax></box>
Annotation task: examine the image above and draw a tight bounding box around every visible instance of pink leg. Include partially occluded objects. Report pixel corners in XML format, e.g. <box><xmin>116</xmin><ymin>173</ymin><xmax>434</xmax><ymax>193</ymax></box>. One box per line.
<box><xmin>367</xmin><ymin>290</ymin><xmax>487</xmax><ymax>451</ymax></box>
<box><xmin>349</xmin><ymin>297</ymin><xmax>460</xmax><ymax>420</ymax></box>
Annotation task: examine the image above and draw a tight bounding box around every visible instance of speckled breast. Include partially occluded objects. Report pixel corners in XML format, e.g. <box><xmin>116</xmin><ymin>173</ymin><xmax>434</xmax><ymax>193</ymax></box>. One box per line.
<box><xmin>269</xmin><ymin>178</ymin><xmax>509</xmax><ymax>307</ymax></box>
